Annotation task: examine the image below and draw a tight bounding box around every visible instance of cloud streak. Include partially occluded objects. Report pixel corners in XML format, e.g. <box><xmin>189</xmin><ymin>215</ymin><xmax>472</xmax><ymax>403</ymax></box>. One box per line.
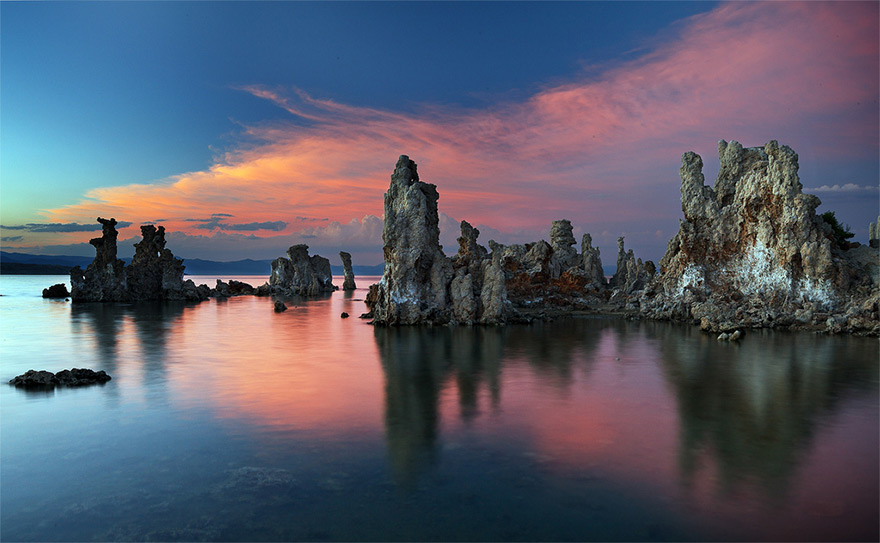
<box><xmin>1</xmin><ymin>221</ymin><xmax>133</xmax><ymax>233</ymax></box>
<box><xmin>31</xmin><ymin>1</ymin><xmax>879</xmax><ymax>263</ymax></box>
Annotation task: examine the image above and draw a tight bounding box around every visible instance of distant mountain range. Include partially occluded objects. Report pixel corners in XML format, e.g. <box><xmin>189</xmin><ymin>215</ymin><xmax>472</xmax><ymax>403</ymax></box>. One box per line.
<box><xmin>0</xmin><ymin>251</ymin><xmax>384</xmax><ymax>277</ymax></box>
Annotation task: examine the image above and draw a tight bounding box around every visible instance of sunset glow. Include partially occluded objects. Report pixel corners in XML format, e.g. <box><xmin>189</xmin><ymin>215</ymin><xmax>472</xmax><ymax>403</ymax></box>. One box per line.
<box><xmin>3</xmin><ymin>2</ymin><xmax>877</xmax><ymax>264</ymax></box>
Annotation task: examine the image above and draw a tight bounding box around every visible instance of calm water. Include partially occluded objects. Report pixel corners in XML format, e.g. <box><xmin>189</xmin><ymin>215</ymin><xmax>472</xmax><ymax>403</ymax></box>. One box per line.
<box><xmin>1</xmin><ymin>274</ymin><xmax>877</xmax><ymax>542</ymax></box>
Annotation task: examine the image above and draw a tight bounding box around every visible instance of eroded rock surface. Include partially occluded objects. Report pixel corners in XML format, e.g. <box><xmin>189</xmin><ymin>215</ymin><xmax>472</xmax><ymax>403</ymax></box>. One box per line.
<box><xmin>265</xmin><ymin>245</ymin><xmax>336</xmax><ymax>297</ymax></box>
<box><xmin>640</xmin><ymin>140</ymin><xmax>879</xmax><ymax>335</ymax></box>
<box><xmin>70</xmin><ymin>218</ymin><xmax>208</xmax><ymax>302</ymax></box>
<box><xmin>367</xmin><ymin>156</ymin><xmax>615</xmax><ymax>325</ymax></box>
<box><xmin>368</xmin><ymin>156</ymin><xmax>454</xmax><ymax>325</ymax></box>
<box><xmin>340</xmin><ymin>251</ymin><xmax>357</xmax><ymax>291</ymax></box>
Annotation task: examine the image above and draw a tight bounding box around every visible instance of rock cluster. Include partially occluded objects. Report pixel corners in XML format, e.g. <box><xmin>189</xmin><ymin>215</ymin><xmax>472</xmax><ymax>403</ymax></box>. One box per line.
<box><xmin>639</xmin><ymin>140</ymin><xmax>879</xmax><ymax>335</ymax></box>
<box><xmin>609</xmin><ymin>237</ymin><xmax>655</xmax><ymax>295</ymax></box>
<box><xmin>367</xmin><ymin>156</ymin><xmax>619</xmax><ymax>325</ymax></box>
<box><xmin>70</xmin><ymin>218</ymin><xmax>209</xmax><ymax>302</ymax></box>
<box><xmin>9</xmin><ymin>368</ymin><xmax>111</xmax><ymax>387</ymax></box>
<box><xmin>262</xmin><ymin>245</ymin><xmax>336</xmax><ymax>297</ymax></box>
<box><xmin>340</xmin><ymin>251</ymin><xmax>357</xmax><ymax>291</ymax></box>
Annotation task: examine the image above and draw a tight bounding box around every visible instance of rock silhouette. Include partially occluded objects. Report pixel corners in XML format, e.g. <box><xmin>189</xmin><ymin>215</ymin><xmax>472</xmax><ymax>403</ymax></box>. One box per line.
<box><xmin>70</xmin><ymin>218</ymin><xmax>208</xmax><ymax>302</ymax></box>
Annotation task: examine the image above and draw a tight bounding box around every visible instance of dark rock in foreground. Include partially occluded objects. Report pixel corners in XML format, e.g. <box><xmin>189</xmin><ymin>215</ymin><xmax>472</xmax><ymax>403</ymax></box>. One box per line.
<box><xmin>274</xmin><ymin>301</ymin><xmax>288</xmax><ymax>312</ymax></box>
<box><xmin>42</xmin><ymin>283</ymin><xmax>70</xmax><ymax>298</ymax></box>
<box><xmin>9</xmin><ymin>368</ymin><xmax>111</xmax><ymax>387</ymax></box>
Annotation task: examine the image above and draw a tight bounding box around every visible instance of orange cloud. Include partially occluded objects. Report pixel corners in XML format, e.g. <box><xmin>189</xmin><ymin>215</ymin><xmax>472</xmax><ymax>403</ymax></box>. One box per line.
<box><xmin>36</xmin><ymin>1</ymin><xmax>878</xmax><ymax>262</ymax></box>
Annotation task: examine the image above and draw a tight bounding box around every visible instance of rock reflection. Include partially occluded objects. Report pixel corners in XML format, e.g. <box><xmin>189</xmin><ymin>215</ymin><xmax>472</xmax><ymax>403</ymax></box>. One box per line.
<box><xmin>656</xmin><ymin>324</ymin><xmax>879</xmax><ymax>501</ymax></box>
<box><xmin>70</xmin><ymin>301</ymin><xmax>188</xmax><ymax>389</ymax></box>
<box><xmin>375</xmin><ymin>326</ymin><xmax>507</xmax><ymax>486</ymax></box>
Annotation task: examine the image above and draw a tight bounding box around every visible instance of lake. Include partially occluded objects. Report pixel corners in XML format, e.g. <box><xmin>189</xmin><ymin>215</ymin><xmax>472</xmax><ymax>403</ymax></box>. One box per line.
<box><xmin>1</xmin><ymin>274</ymin><xmax>877</xmax><ymax>541</ymax></box>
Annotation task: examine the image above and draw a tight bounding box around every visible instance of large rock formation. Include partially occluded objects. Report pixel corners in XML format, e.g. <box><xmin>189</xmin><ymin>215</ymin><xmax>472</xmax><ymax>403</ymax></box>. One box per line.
<box><xmin>640</xmin><ymin>140</ymin><xmax>878</xmax><ymax>335</ymax></box>
<box><xmin>340</xmin><ymin>251</ymin><xmax>357</xmax><ymax>291</ymax></box>
<box><xmin>581</xmin><ymin>233</ymin><xmax>606</xmax><ymax>290</ymax></box>
<box><xmin>70</xmin><ymin>218</ymin><xmax>129</xmax><ymax>302</ymax></box>
<box><xmin>368</xmin><ymin>156</ymin><xmax>455</xmax><ymax>325</ymax></box>
<box><xmin>367</xmin><ymin>155</ymin><xmax>617</xmax><ymax>325</ymax></box>
<box><xmin>70</xmin><ymin>218</ymin><xmax>208</xmax><ymax>302</ymax></box>
<box><xmin>265</xmin><ymin>245</ymin><xmax>336</xmax><ymax>297</ymax></box>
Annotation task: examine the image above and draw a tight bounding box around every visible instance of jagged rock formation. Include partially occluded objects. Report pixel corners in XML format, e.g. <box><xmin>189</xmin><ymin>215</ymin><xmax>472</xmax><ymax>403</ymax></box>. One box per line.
<box><xmin>340</xmin><ymin>251</ymin><xmax>357</xmax><ymax>291</ymax></box>
<box><xmin>368</xmin><ymin>156</ymin><xmax>455</xmax><ymax>325</ymax></box>
<box><xmin>70</xmin><ymin>218</ymin><xmax>208</xmax><ymax>302</ymax></box>
<box><xmin>367</xmin><ymin>157</ymin><xmax>512</xmax><ymax>325</ymax></box>
<box><xmin>42</xmin><ymin>283</ymin><xmax>70</xmax><ymax>298</ymax></box>
<box><xmin>549</xmin><ymin>220</ymin><xmax>579</xmax><ymax>278</ymax></box>
<box><xmin>265</xmin><ymin>245</ymin><xmax>336</xmax><ymax>297</ymax></box>
<box><xmin>367</xmin><ymin>155</ymin><xmax>621</xmax><ymax>325</ymax></box>
<box><xmin>609</xmin><ymin>237</ymin><xmax>655</xmax><ymax>296</ymax></box>
<box><xmin>640</xmin><ymin>140</ymin><xmax>879</xmax><ymax>335</ymax></box>
<box><xmin>70</xmin><ymin>218</ymin><xmax>128</xmax><ymax>302</ymax></box>
<box><xmin>581</xmin><ymin>234</ymin><xmax>606</xmax><ymax>290</ymax></box>
<box><xmin>9</xmin><ymin>368</ymin><xmax>111</xmax><ymax>387</ymax></box>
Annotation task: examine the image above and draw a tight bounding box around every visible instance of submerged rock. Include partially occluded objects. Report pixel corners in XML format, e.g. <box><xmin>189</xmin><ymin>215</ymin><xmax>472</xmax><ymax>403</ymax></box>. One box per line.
<box><xmin>340</xmin><ymin>251</ymin><xmax>357</xmax><ymax>291</ymax></box>
<box><xmin>274</xmin><ymin>301</ymin><xmax>288</xmax><ymax>312</ymax></box>
<box><xmin>9</xmin><ymin>368</ymin><xmax>111</xmax><ymax>387</ymax></box>
<box><xmin>42</xmin><ymin>283</ymin><xmax>70</xmax><ymax>299</ymax></box>
<box><xmin>640</xmin><ymin>140</ymin><xmax>879</xmax><ymax>335</ymax></box>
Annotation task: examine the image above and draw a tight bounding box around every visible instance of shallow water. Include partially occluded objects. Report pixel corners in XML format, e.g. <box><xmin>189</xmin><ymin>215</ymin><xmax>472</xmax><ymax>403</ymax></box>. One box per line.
<box><xmin>1</xmin><ymin>275</ymin><xmax>877</xmax><ymax>541</ymax></box>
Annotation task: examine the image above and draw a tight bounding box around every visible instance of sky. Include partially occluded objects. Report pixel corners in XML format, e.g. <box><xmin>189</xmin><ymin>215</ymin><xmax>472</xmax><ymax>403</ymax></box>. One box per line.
<box><xmin>2</xmin><ymin>1</ymin><xmax>878</xmax><ymax>266</ymax></box>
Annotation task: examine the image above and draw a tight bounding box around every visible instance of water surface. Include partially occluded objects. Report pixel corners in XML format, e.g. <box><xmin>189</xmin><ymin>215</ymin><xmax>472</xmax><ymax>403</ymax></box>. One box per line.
<box><xmin>1</xmin><ymin>275</ymin><xmax>877</xmax><ymax>541</ymax></box>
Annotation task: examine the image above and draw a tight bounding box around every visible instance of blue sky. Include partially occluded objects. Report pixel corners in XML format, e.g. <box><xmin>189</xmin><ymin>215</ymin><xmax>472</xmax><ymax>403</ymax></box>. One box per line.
<box><xmin>2</xmin><ymin>1</ymin><xmax>877</xmax><ymax>264</ymax></box>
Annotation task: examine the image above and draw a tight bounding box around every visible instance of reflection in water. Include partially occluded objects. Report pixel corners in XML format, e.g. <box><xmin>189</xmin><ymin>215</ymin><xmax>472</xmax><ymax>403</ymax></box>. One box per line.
<box><xmin>376</xmin><ymin>317</ymin><xmax>878</xmax><ymax>513</ymax></box>
<box><xmin>3</xmin><ymin>274</ymin><xmax>877</xmax><ymax>541</ymax></box>
<box><xmin>654</xmin><ymin>324</ymin><xmax>879</xmax><ymax>502</ymax></box>
<box><xmin>70</xmin><ymin>301</ymin><xmax>187</xmax><ymax>394</ymax></box>
<box><xmin>375</xmin><ymin>326</ymin><xmax>508</xmax><ymax>486</ymax></box>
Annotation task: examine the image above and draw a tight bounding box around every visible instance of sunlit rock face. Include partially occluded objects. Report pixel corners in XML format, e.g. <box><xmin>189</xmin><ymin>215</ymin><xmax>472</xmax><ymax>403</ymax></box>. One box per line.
<box><xmin>268</xmin><ymin>245</ymin><xmax>336</xmax><ymax>297</ymax></box>
<box><xmin>71</xmin><ymin>218</ymin><xmax>206</xmax><ymax>302</ymax></box>
<box><xmin>641</xmin><ymin>140</ymin><xmax>879</xmax><ymax>335</ymax></box>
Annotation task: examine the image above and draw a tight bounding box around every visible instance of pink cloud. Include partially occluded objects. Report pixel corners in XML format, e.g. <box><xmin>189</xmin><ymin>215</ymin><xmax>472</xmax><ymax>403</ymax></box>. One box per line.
<box><xmin>37</xmin><ymin>1</ymin><xmax>878</xmax><ymax>263</ymax></box>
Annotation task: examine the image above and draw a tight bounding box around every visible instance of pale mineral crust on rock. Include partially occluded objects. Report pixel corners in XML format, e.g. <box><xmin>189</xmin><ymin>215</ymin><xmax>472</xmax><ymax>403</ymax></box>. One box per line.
<box><xmin>639</xmin><ymin>140</ymin><xmax>879</xmax><ymax>336</ymax></box>
<box><xmin>265</xmin><ymin>244</ymin><xmax>337</xmax><ymax>297</ymax></box>
<box><xmin>340</xmin><ymin>251</ymin><xmax>357</xmax><ymax>291</ymax></box>
<box><xmin>70</xmin><ymin>218</ymin><xmax>209</xmax><ymax>302</ymax></box>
